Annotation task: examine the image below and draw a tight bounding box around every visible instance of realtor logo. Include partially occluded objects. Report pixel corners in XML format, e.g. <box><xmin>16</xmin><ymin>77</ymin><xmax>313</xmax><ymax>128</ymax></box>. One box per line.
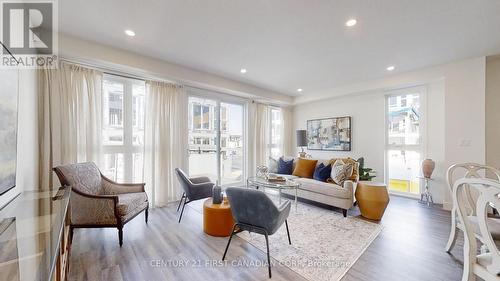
<box><xmin>0</xmin><ymin>0</ymin><xmax>58</xmax><ymax>68</ymax></box>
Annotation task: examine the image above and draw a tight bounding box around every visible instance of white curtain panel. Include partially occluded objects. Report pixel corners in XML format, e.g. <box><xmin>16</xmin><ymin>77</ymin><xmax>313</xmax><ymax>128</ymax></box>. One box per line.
<box><xmin>143</xmin><ymin>81</ymin><xmax>188</xmax><ymax>207</ymax></box>
<box><xmin>254</xmin><ymin>103</ymin><xmax>270</xmax><ymax>167</ymax></box>
<box><xmin>38</xmin><ymin>62</ymin><xmax>103</xmax><ymax>190</ymax></box>
<box><xmin>281</xmin><ymin>106</ymin><xmax>294</xmax><ymax>157</ymax></box>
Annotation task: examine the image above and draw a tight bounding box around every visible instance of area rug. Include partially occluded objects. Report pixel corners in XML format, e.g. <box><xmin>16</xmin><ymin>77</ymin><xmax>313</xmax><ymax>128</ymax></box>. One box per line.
<box><xmin>235</xmin><ymin>195</ymin><xmax>382</xmax><ymax>281</ymax></box>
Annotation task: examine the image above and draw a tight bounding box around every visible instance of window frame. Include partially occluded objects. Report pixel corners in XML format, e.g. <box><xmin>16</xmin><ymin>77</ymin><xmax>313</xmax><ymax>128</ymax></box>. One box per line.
<box><xmin>102</xmin><ymin>74</ymin><xmax>145</xmax><ymax>182</ymax></box>
<box><xmin>384</xmin><ymin>85</ymin><xmax>427</xmax><ymax>198</ymax></box>
<box><xmin>187</xmin><ymin>88</ymin><xmax>247</xmax><ymax>186</ymax></box>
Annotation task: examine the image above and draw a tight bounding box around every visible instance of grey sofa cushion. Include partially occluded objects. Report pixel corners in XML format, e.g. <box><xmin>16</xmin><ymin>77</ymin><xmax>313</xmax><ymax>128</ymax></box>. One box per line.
<box><xmin>296</xmin><ymin>178</ymin><xmax>351</xmax><ymax>199</ymax></box>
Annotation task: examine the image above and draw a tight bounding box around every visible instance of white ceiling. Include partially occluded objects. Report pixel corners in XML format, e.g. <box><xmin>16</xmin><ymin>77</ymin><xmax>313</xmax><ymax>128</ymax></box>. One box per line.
<box><xmin>59</xmin><ymin>0</ymin><xmax>500</xmax><ymax>97</ymax></box>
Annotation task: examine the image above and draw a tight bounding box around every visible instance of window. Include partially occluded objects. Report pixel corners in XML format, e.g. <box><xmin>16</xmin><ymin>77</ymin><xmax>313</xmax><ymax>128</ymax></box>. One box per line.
<box><xmin>269</xmin><ymin>107</ymin><xmax>282</xmax><ymax>159</ymax></box>
<box><xmin>102</xmin><ymin>75</ymin><xmax>145</xmax><ymax>182</ymax></box>
<box><xmin>386</xmin><ymin>87</ymin><xmax>424</xmax><ymax>196</ymax></box>
<box><xmin>188</xmin><ymin>96</ymin><xmax>245</xmax><ymax>185</ymax></box>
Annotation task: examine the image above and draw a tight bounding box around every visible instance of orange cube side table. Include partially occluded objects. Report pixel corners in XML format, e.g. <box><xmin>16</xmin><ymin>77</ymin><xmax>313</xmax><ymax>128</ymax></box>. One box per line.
<box><xmin>355</xmin><ymin>181</ymin><xmax>390</xmax><ymax>220</ymax></box>
<box><xmin>203</xmin><ymin>197</ymin><xmax>235</xmax><ymax>237</ymax></box>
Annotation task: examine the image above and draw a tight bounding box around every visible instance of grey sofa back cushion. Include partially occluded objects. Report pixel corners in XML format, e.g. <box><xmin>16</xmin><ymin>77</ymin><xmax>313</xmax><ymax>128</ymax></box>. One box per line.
<box><xmin>54</xmin><ymin>162</ymin><xmax>103</xmax><ymax>195</ymax></box>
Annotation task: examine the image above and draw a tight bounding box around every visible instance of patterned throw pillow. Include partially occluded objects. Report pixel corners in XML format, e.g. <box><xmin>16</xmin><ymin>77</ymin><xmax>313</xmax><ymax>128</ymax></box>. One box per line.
<box><xmin>330</xmin><ymin>160</ymin><xmax>354</xmax><ymax>185</ymax></box>
<box><xmin>268</xmin><ymin>157</ymin><xmax>278</xmax><ymax>173</ymax></box>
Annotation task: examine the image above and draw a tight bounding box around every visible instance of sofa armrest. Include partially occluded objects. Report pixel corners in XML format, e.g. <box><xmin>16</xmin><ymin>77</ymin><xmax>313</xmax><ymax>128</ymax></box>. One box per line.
<box><xmin>101</xmin><ymin>174</ymin><xmax>146</xmax><ymax>194</ymax></box>
<box><xmin>70</xmin><ymin>190</ymin><xmax>119</xmax><ymax>225</ymax></box>
<box><xmin>343</xmin><ymin>180</ymin><xmax>355</xmax><ymax>199</ymax></box>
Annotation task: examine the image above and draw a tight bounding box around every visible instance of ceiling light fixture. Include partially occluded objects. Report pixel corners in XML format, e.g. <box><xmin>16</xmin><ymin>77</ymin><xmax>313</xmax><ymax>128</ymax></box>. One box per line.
<box><xmin>345</xmin><ymin>19</ymin><xmax>357</xmax><ymax>27</ymax></box>
<box><xmin>297</xmin><ymin>88</ymin><xmax>303</xmax><ymax>92</ymax></box>
<box><xmin>240</xmin><ymin>68</ymin><xmax>247</xmax><ymax>74</ymax></box>
<box><xmin>124</xmin><ymin>29</ymin><xmax>136</xmax><ymax>37</ymax></box>
<box><xmin>386</xmin><ymin>65</ymin><xmax>395</xmax><ymax>71</ymax></box>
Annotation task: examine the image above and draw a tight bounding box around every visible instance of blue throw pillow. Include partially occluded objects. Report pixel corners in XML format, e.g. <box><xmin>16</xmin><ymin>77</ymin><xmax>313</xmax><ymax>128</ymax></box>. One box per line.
<box><xmin>277</xmin><ymin>158</ymin><xmax>294</xmax><ymax>175</ymax></box>
<box><xmin>313</xmin><ymin>163</ymin><xmax>332</xmax><ymax>182</ymax></box>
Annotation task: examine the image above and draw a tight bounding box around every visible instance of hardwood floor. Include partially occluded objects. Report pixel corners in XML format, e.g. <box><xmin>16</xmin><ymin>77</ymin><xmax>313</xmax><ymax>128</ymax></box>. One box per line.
<box><xmin>68</xmin><ymin>195</ymin><xmax>464</xmax><ymax>281</ymax></box>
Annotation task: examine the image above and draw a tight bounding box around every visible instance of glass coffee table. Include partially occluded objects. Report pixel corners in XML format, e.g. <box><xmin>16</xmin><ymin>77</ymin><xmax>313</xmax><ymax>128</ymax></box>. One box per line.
<box><xmin>246</xmin><ymin>176</ymin><xmax>299</xmax><ymax>210</ymax></box>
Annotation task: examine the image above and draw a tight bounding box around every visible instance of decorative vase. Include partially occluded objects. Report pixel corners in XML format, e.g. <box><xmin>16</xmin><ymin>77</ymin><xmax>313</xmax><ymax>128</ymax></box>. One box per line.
<box><xmin>212</xmin><ymin>181</ymin><xmax>223</xmax><ymax>204</ymax></box>
<box><xmin>422</xmin><ymin>159</ymin><xmax>435</xmax><ymax>179</ymax></box>
<box><xmin>256</xmin><ymin>165</ymin><xmax>268</xmax><ymax>178</ymax></box>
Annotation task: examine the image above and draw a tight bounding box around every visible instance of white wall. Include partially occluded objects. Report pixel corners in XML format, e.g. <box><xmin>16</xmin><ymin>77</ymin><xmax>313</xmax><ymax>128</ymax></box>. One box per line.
<box><xmin>59</xmin><ymin>33</ymin><xmax>293</xmax><ymax>106</ymax></box>
<box><xmin>486</xmin><ymin>57</ymin><xmax>500</xmax><ymax>172</ymax></box>
<box><xmin>293</xmin><ymin>57</ymin><xmax>486</xmax><ymax>207</ymax></box>
<box><xmin>0</xmin><ymin>70</ymin><xmax>39</xmax><ymax>208</ymax></box>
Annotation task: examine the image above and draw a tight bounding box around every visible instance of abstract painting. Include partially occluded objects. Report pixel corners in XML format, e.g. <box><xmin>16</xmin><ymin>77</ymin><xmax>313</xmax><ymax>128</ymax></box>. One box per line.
<box><xmin>307</xmin><ymin>116</ymin><xmax>351</xmax><ymax>151</ymax></box>
<box><xmin>0</xmin><ymin>70</ymin><xmax>18</xmax><ymax>195</ymax></box>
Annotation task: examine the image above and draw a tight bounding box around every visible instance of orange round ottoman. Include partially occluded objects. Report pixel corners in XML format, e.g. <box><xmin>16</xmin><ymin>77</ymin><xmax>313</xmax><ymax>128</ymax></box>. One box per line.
<box><xmin>203</xmin><ymin>198</ymin><xmax>235</xmax><ymax>237</ymax></box>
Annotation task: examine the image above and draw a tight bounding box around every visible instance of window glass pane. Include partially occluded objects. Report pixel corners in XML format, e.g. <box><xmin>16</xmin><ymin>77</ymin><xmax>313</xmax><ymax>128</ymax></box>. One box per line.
<box><xmin>132</xmin><ymin>83</ymin><xmax>145</xmax><ymax>146</ymax></box>
<box><xmin>270</xmin><ymin>108</ymin><xmax>282</xmax><ymax>159</ymax></box>
<box><xmin>387</xmin><ymin>93</ymin><xmax>420</xmax><ymax>145</ymax></box>
<box><xmin>133</xmin><ymin>153</ymin><xmax>144</xmax><ymax>183</ymax></box>
<box><xmin>220</xmin><ymin>102</ymin><xmax>243</xmax><ymax>185</ymax></box>
<box><xmin>103</xmin><ymin>153</ymin><xmax>124</xmax><ymax>182</ymax></box>
<box><xmin>102</xmin><ymin>75</ymin><xmax>145</xmax><ymax>183</ymax></box>
<box><xmin>188</xmin><ymin>97</ymin><xmax>218</xmax><ymax>182</ymax></box>
<box><xmin>103</xmin><ymin>80</ymin><xmax>124</xmax><ymax>145</ymax></box>
<box><xmin>193</xmin><ymin>103</ymin><xmax>202</xmax><ymax>130</ymax></box>
<box><xmin>387</xmin><ymin>150</ymin><xmax>420</xmax><ymax>194</ymax></box>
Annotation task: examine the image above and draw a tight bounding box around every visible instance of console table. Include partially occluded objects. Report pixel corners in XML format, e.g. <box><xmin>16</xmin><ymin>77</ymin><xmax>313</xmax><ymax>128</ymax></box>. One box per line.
<box><xmin>0</xmin><ymin>187</ymin><xmax>71</xmax><ymax>281</ymax></box>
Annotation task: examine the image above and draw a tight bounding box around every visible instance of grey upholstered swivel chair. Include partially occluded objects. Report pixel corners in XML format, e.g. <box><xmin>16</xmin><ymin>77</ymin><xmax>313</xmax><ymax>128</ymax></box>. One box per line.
<box><xmin>175</xmin><ymin>168</ymin><xmax>214</xmax><ymax>223</ymax></box>
<box><xmin>223</xmin><ymin>187</ymin><xmax>291</xmax><ymax>278</ymax></box>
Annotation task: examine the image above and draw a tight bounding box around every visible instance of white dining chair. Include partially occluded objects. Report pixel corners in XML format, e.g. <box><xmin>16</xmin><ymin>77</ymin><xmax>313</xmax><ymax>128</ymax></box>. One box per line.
<box><xmin>446</xmin><ymin>163</ymin><xmax>500</xmax><ymax>253</ymax></box>
<box><xmin>453</xmin><ymin>177</ymin><xmax>500</xmax><ymax>281</ymax></box>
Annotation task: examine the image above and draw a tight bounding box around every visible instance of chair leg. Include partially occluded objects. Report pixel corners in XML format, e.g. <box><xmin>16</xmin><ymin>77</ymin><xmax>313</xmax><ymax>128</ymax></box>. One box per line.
<box><xmin>342</xmin><ymin>209</ymin><xmax>347</xmax><ymax>218</ymax></box>
<box><xmin>264</xmin><ymin>231</ymin><xmax>272</xmax><ymax>278</ymax></box>
<box><xmin>285</xmin><ymin>219</ymin><xmax>291</xmax><ymax>245</ymax></box>
<box><xmin>118</xmin><ymin>226</ymin><xmax>123</xmax><ymax>247</ymax></box>
<box><xmin>176</xmin><ymin>193</ymin><xmax>185</xmax><ymax>212</ymax></box>
<box><xmin>222</xmin><ymin>224</ymin><xmax>238</xmax><ymax>261</ymax></box>
<box><xmin>445</xmin><ymin>210</ymin><xmax>458</xmax><ymax>253</ymax></box>
<box><xmin>145</xmin><ymin>207</ymin><xmax>149</xmax><ymax>224</ymax></box>
<box><xmin>178</xmin><ymin>200</ymin><xmax>188</xmax><ymax>223</ymax></box>
<box><xmin>69</xmin><ymin>226</ymin><xmax>74</xmax><ymax>244</ymax></box>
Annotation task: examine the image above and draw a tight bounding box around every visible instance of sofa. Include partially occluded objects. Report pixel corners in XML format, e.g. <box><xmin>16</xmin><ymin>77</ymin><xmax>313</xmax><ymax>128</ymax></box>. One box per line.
<box><xmin>276</xmin><ymin>157</ymin><xmax>358</xmax><ymax>217</ymax></box>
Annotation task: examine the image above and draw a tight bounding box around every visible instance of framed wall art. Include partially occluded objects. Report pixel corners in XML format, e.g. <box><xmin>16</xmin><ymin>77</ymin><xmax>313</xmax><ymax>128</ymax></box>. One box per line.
<box><xmin>307</xmin><ymin>116</ymin><xmax>351</xmax><ymax>151</ymax></box>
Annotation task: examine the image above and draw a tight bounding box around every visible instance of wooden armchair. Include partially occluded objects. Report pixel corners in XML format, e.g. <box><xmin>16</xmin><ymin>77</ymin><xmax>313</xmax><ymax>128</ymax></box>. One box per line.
<box><xmin>53</xmin><ymin>162</ymin><xmax>148</xmax><ymax>246</ymax></box>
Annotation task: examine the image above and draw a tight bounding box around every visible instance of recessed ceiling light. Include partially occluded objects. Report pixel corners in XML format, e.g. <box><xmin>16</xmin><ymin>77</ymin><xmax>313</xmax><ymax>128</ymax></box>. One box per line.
<box><xmin>386</xmin><ymin>65</ymin><xmax>395</xmax><ymax>71</ymax></box>
<box><xmin>345</xmin><ymin>19</ymin><xmax>357</xmax><ymax>27</ymax></box>
<box><xmin>297</xmin><ymin>88</ymin><xmax>303</xmax><ymax>92</ymax></box>
<box><xmin>124</xmin><ymin>29</ymin><xmax>136</xmax><ymax>37</ymax></box>
<box><xmin>240</xmin><ymin>68</ymin><xmax>247</xmax><ymax>74</ymax></box>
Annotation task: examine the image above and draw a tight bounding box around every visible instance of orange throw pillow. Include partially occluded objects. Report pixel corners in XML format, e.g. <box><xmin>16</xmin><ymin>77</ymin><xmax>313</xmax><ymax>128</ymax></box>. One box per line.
<box><xmin>293</xmin><ymin>158</ymin><xmax>318</xmax><ymax>178</ymax></box>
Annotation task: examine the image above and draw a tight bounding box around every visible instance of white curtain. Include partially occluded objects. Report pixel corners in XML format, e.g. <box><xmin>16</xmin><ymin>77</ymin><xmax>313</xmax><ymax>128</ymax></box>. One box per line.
<box><xmin>143</xmin><ymin>81</ymin><xmax>188</xmax><ymax>207</ymax></box>
<box><xmin>281</xmin><ymin>106</ymin><xmax>294</xmax><ymax>157</ymax></box>
<box><xmin>38</xmin><ymin>62</ymin><xmax>103</xmax><ymax>190</ymax></box>
<box><xmin>254</xmin><ymin>103</ymin><xmax>270</xmax><ymax>167</ymax></box>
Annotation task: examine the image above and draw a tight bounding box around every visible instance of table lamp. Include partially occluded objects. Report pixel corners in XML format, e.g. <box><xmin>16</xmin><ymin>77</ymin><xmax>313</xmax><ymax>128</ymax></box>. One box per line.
<box><xmin>296</xmin><ymin>130</ymin><xmax>307</xmax><ymax>158</ymax></box>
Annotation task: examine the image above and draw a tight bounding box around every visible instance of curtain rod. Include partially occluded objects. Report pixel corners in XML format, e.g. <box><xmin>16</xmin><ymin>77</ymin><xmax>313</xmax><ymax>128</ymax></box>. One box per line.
<box><xmin>59</xmin><ymin>58</ymin><xmax>173</xmax><ymax>83</ymax></box>
<box><xmin>59</xmin><ymin>57</ymin><xmax>287</xmax><ymax>108</ymax></box>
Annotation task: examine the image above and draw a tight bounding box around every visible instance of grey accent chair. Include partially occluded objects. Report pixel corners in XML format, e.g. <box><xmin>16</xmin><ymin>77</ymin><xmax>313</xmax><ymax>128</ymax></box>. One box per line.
<box><xmin>174</xmin><ymin>168</ymin><xmax>213</xmax><ymax>223</ymax></box>
<box><xmin>53</xmin><ymin>162</ymin><xmax>148</xmax><ymax>247</ymax></box>
<box><xmin>223</xmin><ymin>187</ymin><xmax>291</xmax><ymax>278</ymax></box>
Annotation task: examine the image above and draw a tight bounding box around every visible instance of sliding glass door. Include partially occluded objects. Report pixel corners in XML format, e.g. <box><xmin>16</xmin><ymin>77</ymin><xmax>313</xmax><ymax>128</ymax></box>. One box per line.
<box><xmin>188</xmin><ymin>96</ymin><xmax>245</xmax><ymax>185</ymax></box>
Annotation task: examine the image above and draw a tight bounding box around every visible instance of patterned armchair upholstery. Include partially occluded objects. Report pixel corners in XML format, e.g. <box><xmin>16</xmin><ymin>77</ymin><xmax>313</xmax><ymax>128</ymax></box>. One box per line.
<box><xmin>53</xmin><ymin>162</ymin><xmax>148</xmax><ymax>246</ymax></box>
